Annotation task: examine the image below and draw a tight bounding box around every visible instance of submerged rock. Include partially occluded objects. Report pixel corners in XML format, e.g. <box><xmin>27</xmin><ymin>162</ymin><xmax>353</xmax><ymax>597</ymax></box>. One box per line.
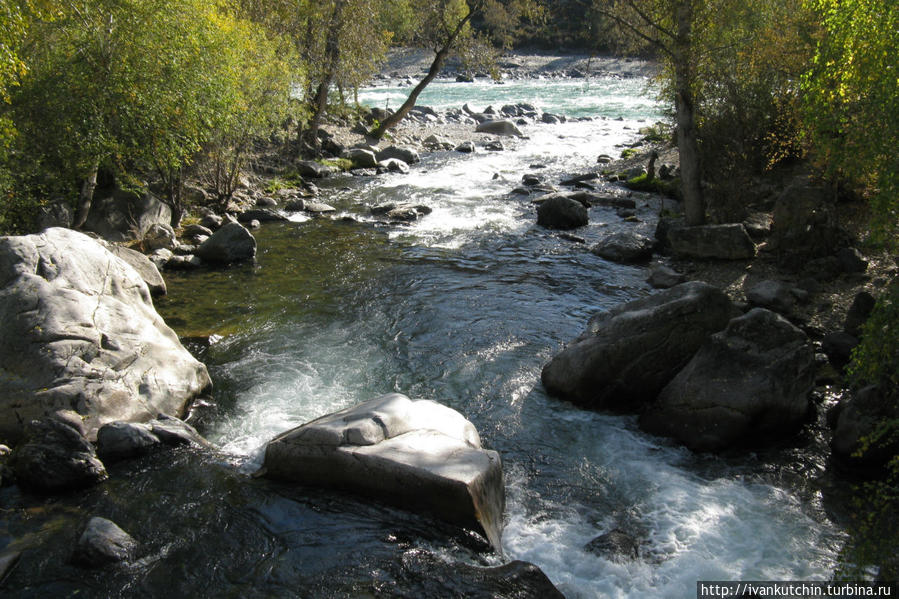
<box><xmin>73</xmin><ymin>517</ymin><xmax>138</xmax><ymax>568</ymax></box>
<box><xmin>263</xmin><ymin>393</ymin><xmax>504</xmax><ymax>551</ymax></box>
<box><xmin>541</xmin><ymin>282</ymin><xmax>735</xmax><ymax>411</ymax></box>
<box><xmin>96</xmin><ymin>421</ymin><xmax>161</xmax><ymax>461</ymax></box>
<box><xmin>0</xmin><ymin>228</ymin><xmax>211</xmax><ymax>441</ymax></box>
<box><xmin>591</xmin><ymin>231</ymin><xmax>654</xmax><ymax>264</ymax></box>
<box><xmin>585</xmin><ymin>529</ymin><xmax>640</xmax><ymax>561</ymax></box>
<box><xmin>640</xmin><ymin>308</ymin><xmax>815</xmax><ymax>451</ymax></box>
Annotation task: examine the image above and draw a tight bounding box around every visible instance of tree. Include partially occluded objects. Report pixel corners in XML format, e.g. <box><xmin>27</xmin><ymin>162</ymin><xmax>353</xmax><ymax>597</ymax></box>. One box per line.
<box><xmin>370</xmin><ymin>0</ymin><xmax>541</xmax><ymax>140</ymax></box>
<box><xmin>802</xmin><ymin>0</ymin><xmax>899</xmax><ymax>242</ymax></box>
<box><xmin>11</xmin><ymin>0</ymin><xmax>243</xmax><ymax>227</ymax></box>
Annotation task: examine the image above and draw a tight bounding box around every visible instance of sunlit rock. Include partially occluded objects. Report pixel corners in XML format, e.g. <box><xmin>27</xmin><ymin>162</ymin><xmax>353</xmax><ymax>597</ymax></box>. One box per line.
<box><xmin>262</xmin><ymin>393</ymin><xmax>504</xmax><ymax>551</ymax></box>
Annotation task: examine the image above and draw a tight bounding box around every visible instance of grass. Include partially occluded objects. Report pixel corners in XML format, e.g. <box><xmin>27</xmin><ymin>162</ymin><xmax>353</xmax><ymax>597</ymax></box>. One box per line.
<box><xmin>625</xmin><ymin>173</ymin><xmax>682</xmax><ymax>200</ymax></box>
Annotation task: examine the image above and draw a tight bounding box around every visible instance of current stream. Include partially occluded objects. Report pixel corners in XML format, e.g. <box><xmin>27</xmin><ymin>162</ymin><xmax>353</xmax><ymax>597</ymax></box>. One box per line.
<box><xmin>0</xmin><ymin>77</ymin><xmax>845</xmax><ymax>597</ymax></box>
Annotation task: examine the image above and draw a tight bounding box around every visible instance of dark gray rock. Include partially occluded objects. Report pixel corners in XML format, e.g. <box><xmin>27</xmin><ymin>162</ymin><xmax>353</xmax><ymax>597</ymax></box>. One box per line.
<box><xmin>166</xmin><ymin>254</ymin><xmax>203</xmax><ymax>270</ymax></box>
<box><xmin>640</xmin><ymin>308</ymin><xmax>815</xmax><ymax>452</ymax></box>
<box><xmin>522</xmin><ymin>174</ymin><xmax>542</xmax><ymax>186</ymax></box>
<box><xmin>585</xmin><ymin>529</ymin><xmax>640</xmax><ymax>561</ymax></box>
<box><xmin>237</xmin><ymin>208</ymin><xmax>288</xmax><ymax>223</ymax></box>
<box><xmin>96</xmin><ymin>421</ymin><xmax>161</xmax><ymax>461</ymax></box>
<box><xmin>536</xmin><ymin>196</ymin><xmax>588</xmax><ymax>230</ymax></box>
<box><xmin>344</xmin><ymin>148</ymin><xmax>379</xmax><ymax>169</ymax></box>
<box><xmin>832</xmin><ymin>386</ymin><xmax>899</xmax><ymax>471</ymax></box>
<box><xmin>837</xmin><ymin>247</ymin><xmax>868</xmax><ymax>274</ymax></box>
<box><xmin>295</xmin><ymin>160</ymin><xmax>335</xmax><ymax>179</ymax></box>
<box><xmin>845</xmin><ymin>290</ymin><xmax>877</xmax><ymax>337</ymax></box>
<box><xmin>376</xmin><ymin>145</ymin><xmax>420</xmax><ymax>164</ymax></box>
<box><xmin>746</xmin><ymin>280</ymin><xmax>796</xmax><ymax>315</ymax></box>
<box><xmin>196</xmin><ymin>222</ymin><xmax>256</xmax><ymax>264</ymax></box>
<box><xmin>10</xmin><ymin>418</ymin><xmax>108</xmax><ymax>492</ymax></box>
<box><xmin>475</xmin><ymin>119</ymin><xmax>523</xmax><ymax>137</ymax></box>
<box><xmin>647</xmin><ymin>265</ymin><xmax>686</xmax><ymax>289</ymax></box>
<box><xmin>0</xmin><ymin>551</ymin><xmax>20</xmax><ymax>584</ymax></box>
<box><xmin>485</xmin><ymin>140</ymin><xmax>505</xmax><ymax>151</ymax></box>
<box><xmin>822</xmin><ymin>331</ymin><xmax>859</xmax><ymax>369</ymax></box>
<box><xmin>149</xmin><ymin>414</ymin><xmax>210</xmax><ymax>448</ymax></box>
<box><xmin>455</xmin><ymin>141</ymin><xmax>476</xmax><ymax>153</ymax></box>
<box><xmin>73</xmin><ymin>517</ymin><xmax>137</xmax><ymax>568</ymax></box>
<box><xmin>199</xmin><ymin>214</ymin><xmax>223</xmax><ymax>230</ymax></box>
<box><xmin>182</xmin><ymin>224</ymin><xmax>214</xmax><ymax>239</ymax></box>
<box><xmin>743</xmin><ymin>212</ymin><xmax>773</xmax><ymax>240</ymax></box>
<box><xmin>255</xmin><ymin>196</ymin><xmax>278</xmax><ymax>208</ymax></box>
<box><xmin>542</xmin><ymin>282</ymin><xmax>736</xmax><ymax>411</ymax></box>
<box><xmin>591</xmin><ymin>232</ymin><xmax>654</xmax><ymax>264</ymax></box>
<box><xmin>668</xmin><ymin>224</ymin><xmax>757</xmax><ymax>260</ymax></box>
<box><xmin>263</xmin><ymin>393</ymin><xmax>504</xmax><ymax>551</ymax></box>
<box><xmin>84</xmin><ymin>186</ymin><xmax>172</xmax><ymax>242</ymax></box>
<box><xmin>0</xmin><ymin>228</ymin><xmax>211</xmax><ymax>441</ymax></box>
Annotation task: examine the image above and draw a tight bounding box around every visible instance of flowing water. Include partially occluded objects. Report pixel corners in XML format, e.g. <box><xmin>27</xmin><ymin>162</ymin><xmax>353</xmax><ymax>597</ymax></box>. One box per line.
<box><xmin>0</xmin><ymin>77</ymin><xmax>845</xmax><ymax>598</ymax></box>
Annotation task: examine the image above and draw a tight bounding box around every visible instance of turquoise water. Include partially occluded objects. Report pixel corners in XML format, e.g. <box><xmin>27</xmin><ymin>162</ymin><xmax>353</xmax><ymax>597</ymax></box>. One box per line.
<box><xmin>358</xmin><ymin>78</ymin><xmax>661</xmax><ymax>120</ymax></box>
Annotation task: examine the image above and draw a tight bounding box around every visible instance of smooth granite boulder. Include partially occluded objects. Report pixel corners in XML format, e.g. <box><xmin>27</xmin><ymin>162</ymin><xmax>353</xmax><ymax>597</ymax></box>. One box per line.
<box><xmin>0</xmin><ymin>228</ymin><xmax>211</xmax><ymax>442</ymax></box>
<box><xmin>640</xmin><ymin>308</ymin><xmax>815</xmax><ymax>451</ymax></box>
<box><xmin>99</xmin><ymin>241</ymin><xmax>167</xmax><ymax>297</ymax></box>
<box><xmin>263</xmin><ymin>393</ymin><xmax>504</xmax><ymax>551</ymax></box>
<box><xmin>541</xmin><ymin>282</ymin><xmax>736</xmax><ymax>411</ymax></box>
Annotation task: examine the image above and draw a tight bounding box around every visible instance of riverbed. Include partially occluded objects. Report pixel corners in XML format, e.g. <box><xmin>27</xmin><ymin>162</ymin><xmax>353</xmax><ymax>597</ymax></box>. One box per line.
<box><xmin>0</xmin><ymin>76</ymin><xmax>844</xmax><ymax>598</ymax></box>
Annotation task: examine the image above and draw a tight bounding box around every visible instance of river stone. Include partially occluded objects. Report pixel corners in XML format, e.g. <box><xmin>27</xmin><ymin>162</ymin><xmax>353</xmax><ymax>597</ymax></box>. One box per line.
<box><xmin>73</xmin><ymin>517</ymin><xmax>138</xmax><ymax>568</ymax></box>
<box><xmin>195</xmin><ymin>222</ymin><xmax>256</xmax><ymax>264</ymax></box>
<box><xmin>295</xmin><ymin>160</ymin><xmax>335</xmax><ymax>179</ymax></box>
<box><xmin>99</xmin><ymin>242</ymin><xmax>167</xmax><ymax>297</ymax></box>
<box><xmin>398</xmin><ymin>554</ymin><xmax>566</xmax><ymax>598</ymax></box>
<box><xmin>96</xmin><ymin>421</ymin><xmax>161</xmax><ymax>461</ymax></box>
<box><xmin>263</xmin><ymin>393</ymin><xmax>504</xmax><ymax>551</ymax></box>
<box><xmin>10</xmin><ymin>417</ymin><xmax>108</xmax><ymax>491</ymax></box>
<box><xmin>237</xmin><ymin>208</ymin><xmax>288</xmax><ymax>223</ymax></box>
<box><xmin>647</xmin><ymin>265</ymin><xmax>686</xmax><ymax>289</ymax></box>
<box><xmin>148</xmin><ymin>414</ymin><xmax>210</xmax><ymax>448</ymax></box>
<box><xmin>380</xmin><ymin>158</ymin><xmax>410</xmax><ymax>174</ymax></box>
<box><xmin>142</xmin><ymin>223</ymin><xmax>177</xmax><ymax>252</ymax></box>
<box><xmin>0</xmin><ymin>228</ymin><xmax>211</xmax><ymax>442</ymax></box>
<box><xmin>536</xmin><ymin>196</ymin><xmax>588</xmax><ymax>230</ymax></box>
<box><xmin>476</xmin><ymin>119</ymin><xmax>523</xmax><ymax>137</ymax></box>
<box><xmin>303</xmin><ymin>201</ymin><xmax>337</xmax><ymax>214</ymax></box>
<box><xmin>667</xmin><ymin>223</ymin><xmax>757</xmax><ymax>260</ymax></box>
<box><xmin>541</xmin><ymin>282</ymin><xmax>736</xmax><ymax>411</ymax></box>
<box><xmin>200</xmin><ymin>214</ymin><xmax>223</xmax><ymax>231</ymax></box>
<box><xmin>640</xmin><ymin>308</ymin><xmax>815</xmax><ymax>452</ymax></box>
<box><xmin>83</xmin><ymin>186</ymin><xmax>172</xmax><ymax>242</ymax></box>
<box><xmin>591</xmin><ymin>231</ymin><xmax>654</xmax><ymax>264</ymax></box>
<box><xmin>455</xmin><ymin>141</ymin><xmax>476</xmax><ymax>153</ymax></box>
<box><xmin>377</xmin><ymin>145</ymin><xmax>420</xmax><ymax>164</ymax></box>
<box><xmin>746</xmin><ymin>279</ymin><xmax>796</xmax><ymax>315</ymax></box>
<box><xmin>344</xmin><ymin>148</ymin><xmax>379</xmax><ymax>169</ymax></box>
<box><xmin>585</xmin><ymin>529</ymin><xmax>640</xmax><ymax>561</ymax></box>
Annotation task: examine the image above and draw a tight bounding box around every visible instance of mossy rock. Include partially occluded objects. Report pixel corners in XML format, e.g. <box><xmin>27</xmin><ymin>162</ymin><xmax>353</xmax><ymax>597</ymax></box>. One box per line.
<box><xmin>320</xmin><ymin>158</ymin><xmax>353</xmax><ymax>172</ymax></box>
<box><xmin>625</xmin><ymin>173</ymin><xmax>682</xmax><ymax>200</ymax></box>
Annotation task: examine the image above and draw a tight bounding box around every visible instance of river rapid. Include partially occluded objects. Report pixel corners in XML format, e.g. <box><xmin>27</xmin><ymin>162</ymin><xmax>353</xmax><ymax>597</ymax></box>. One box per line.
<box><xmin>0</xmin><ymin>76</ymin><xmax>845</xmax><ymax>597</ymax></box>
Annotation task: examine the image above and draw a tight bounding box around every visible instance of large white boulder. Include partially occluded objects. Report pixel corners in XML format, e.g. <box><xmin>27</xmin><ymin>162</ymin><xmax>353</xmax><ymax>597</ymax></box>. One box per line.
<box><xmin>0</xmin><ymin>227</ymin><xmax>211</xmax><ymax>441</ymax></box>
<box><xmin>263</xmin><ymin>393</ymin><xmax>504</xmax><ymax>551</ymax></box>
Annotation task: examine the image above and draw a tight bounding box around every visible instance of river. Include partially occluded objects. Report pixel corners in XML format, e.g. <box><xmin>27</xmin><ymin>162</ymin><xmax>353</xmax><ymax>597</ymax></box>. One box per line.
<box><xmin>0</xmin><ymin>76</ymin><xmax>844</xmax><ymax>597</ymax></box>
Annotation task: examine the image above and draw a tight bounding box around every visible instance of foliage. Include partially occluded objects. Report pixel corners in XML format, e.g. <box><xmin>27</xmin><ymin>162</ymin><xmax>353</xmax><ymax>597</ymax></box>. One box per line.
<box><xmin>625</xmin><ymin>172</ymin><xmax>680</xmax><ymax>199</ymax></box>
<box><xmin>801</xmin><ymin>0</ymin><xmax>899</xmax><ymax>243</ymax></box>
<box><xmin>849</xmin><ymin>284</ymin><xmax>899</xmax><ymax>390</ymax></box>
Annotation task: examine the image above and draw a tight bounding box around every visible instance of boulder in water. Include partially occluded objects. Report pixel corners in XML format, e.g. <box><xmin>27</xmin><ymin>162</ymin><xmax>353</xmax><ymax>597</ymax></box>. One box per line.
<box><xmin>591</xmin><ymin>231</ymin><xmax>654</xmax><ymax>264</ymax></box>
<box><xmin>476</xmin><ymin>119</ymin><xmax>523</xmax><ymax>137</ymax></box>
<box><xmin>640</xmin><ymin>308</ymin><xmax>815</xmax><ymax>451</ymax></box>
<box><xmin>541</xmin><ymin>282</ymin><xmax>736</xmax><ymax>411</ymax></box>
<box><xmin>0</xmin><ymin>228</ymin><xmax>211</xmax><ymax>442</ymax></box>
<box><xmin>376</xmin><ymin>145</ymin><xmax>420</xmax><ymax>164</ymax></box>
<box><xmin>73</xmin><ymin>517</ymin><xmax>138</xmax><ymax>568</ymax></box>
<box><xmin>196</xmin><ymin>222</ymin><xmax>256</xmax><ymax>264</ymax></box>
<box><xmin>10</xmin><ymin>417</ymin><xmax>108</xmax><ymax>492</ymax></box>
<box><xmin>536</xmin><ymin>196</ymin><xmax>588</xmax><ymax>230</ymax></box>
<box><xmin>262</xmin><ymin>393</ymin><xmax>504</xmax><ymax>551</ymax></box>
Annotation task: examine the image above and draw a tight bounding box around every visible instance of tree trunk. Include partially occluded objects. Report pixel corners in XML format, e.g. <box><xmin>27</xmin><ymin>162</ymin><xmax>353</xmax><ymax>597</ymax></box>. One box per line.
<box><xmin>73</xmin><ymin>161</ymin><xmax>99</xmax><ymax>230</ymax></box>
<box><xmin>303</xmin><ymin>0</ymin><xmax>345</xmax><ymax>151</ymax></box>
<box><xmin>673</xmin><ymin>0</ymin><xmax>705</xmax><ymax>226</ymax></box>
<box><xmin>370</xmin><ymin>13</ymin><xmax>474</xmax><ymax>140</ymax></box>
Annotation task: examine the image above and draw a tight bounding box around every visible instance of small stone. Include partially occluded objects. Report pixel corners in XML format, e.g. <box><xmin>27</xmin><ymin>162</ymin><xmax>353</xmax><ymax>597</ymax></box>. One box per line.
<box><xmin>73</xmin><ymin>517</ymin><xmax>138</xmax><ymax>568</ymax></box>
